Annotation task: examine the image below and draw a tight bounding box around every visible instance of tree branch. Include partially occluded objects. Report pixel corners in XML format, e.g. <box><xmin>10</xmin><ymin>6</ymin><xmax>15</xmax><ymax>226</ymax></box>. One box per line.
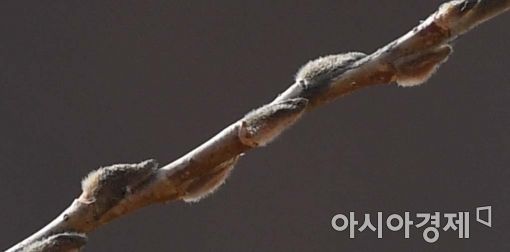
<box><xmin>7</xmin><ymin>0</ymin><xmax>509</xmax><ymax>251</ymax></box>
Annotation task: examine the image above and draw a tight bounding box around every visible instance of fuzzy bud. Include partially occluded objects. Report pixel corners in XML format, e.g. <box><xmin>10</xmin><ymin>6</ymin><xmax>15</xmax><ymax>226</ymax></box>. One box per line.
<box><xmin>80</xmin><ymin>159</ymin><xmax>158</xmax><ymax>216</ymax></box>
<box><xmin>394</xmin><ymin>45</ymin><xmax>452</xmax><ymax>87</ymax></box>
<box><xmin>23</xmin><ymin>233</ymin><xmax>87</xmax><ymax>252</ymax></box>
<box><xmin>239</xmin><ymin>98</ymin><xmax>308</xmax><ymax>147</ymax></box>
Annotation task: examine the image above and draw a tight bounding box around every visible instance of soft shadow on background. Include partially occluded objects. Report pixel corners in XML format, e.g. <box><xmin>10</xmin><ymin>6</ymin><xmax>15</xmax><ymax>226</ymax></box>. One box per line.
<box><xmin>1</xmin><ymin>1</ymin><xmax>509</xmax><ymax>251</ymax></box>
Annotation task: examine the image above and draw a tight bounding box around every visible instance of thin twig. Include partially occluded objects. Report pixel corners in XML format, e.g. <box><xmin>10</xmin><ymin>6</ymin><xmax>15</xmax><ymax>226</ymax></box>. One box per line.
<box><xmin>7</xmin><ymin>0</ymin><xmax>510</xmax><ymax>251</ymax></box>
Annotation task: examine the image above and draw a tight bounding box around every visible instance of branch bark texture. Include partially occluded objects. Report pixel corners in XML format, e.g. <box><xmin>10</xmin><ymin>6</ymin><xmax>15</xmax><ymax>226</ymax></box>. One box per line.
<box><xmin>7</xmin><ymin>0</ymin><xmax>510</xmax><ymax>251</ymax></box>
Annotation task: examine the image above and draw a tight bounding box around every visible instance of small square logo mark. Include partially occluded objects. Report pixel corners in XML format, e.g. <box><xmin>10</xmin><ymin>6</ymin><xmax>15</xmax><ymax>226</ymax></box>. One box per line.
<box><xmin>476</xmin><ymin>206</ymin><xmax>491</xmax><ymax>227</ymax></box>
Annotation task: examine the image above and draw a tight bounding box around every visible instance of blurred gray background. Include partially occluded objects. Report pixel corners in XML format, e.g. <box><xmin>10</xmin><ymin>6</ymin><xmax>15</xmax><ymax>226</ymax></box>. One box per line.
<box><xmin>1</xmin><ymin>1</ymin><xmax>509</xmax><ymax>251</ymax></box>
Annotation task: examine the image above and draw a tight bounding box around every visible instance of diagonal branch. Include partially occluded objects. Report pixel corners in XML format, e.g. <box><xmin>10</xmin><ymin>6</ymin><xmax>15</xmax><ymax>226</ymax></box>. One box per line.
<box><xmin>7</xmin><ymin>0</ymin><xmax>510</xmax><ymax>251</ymax></box>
